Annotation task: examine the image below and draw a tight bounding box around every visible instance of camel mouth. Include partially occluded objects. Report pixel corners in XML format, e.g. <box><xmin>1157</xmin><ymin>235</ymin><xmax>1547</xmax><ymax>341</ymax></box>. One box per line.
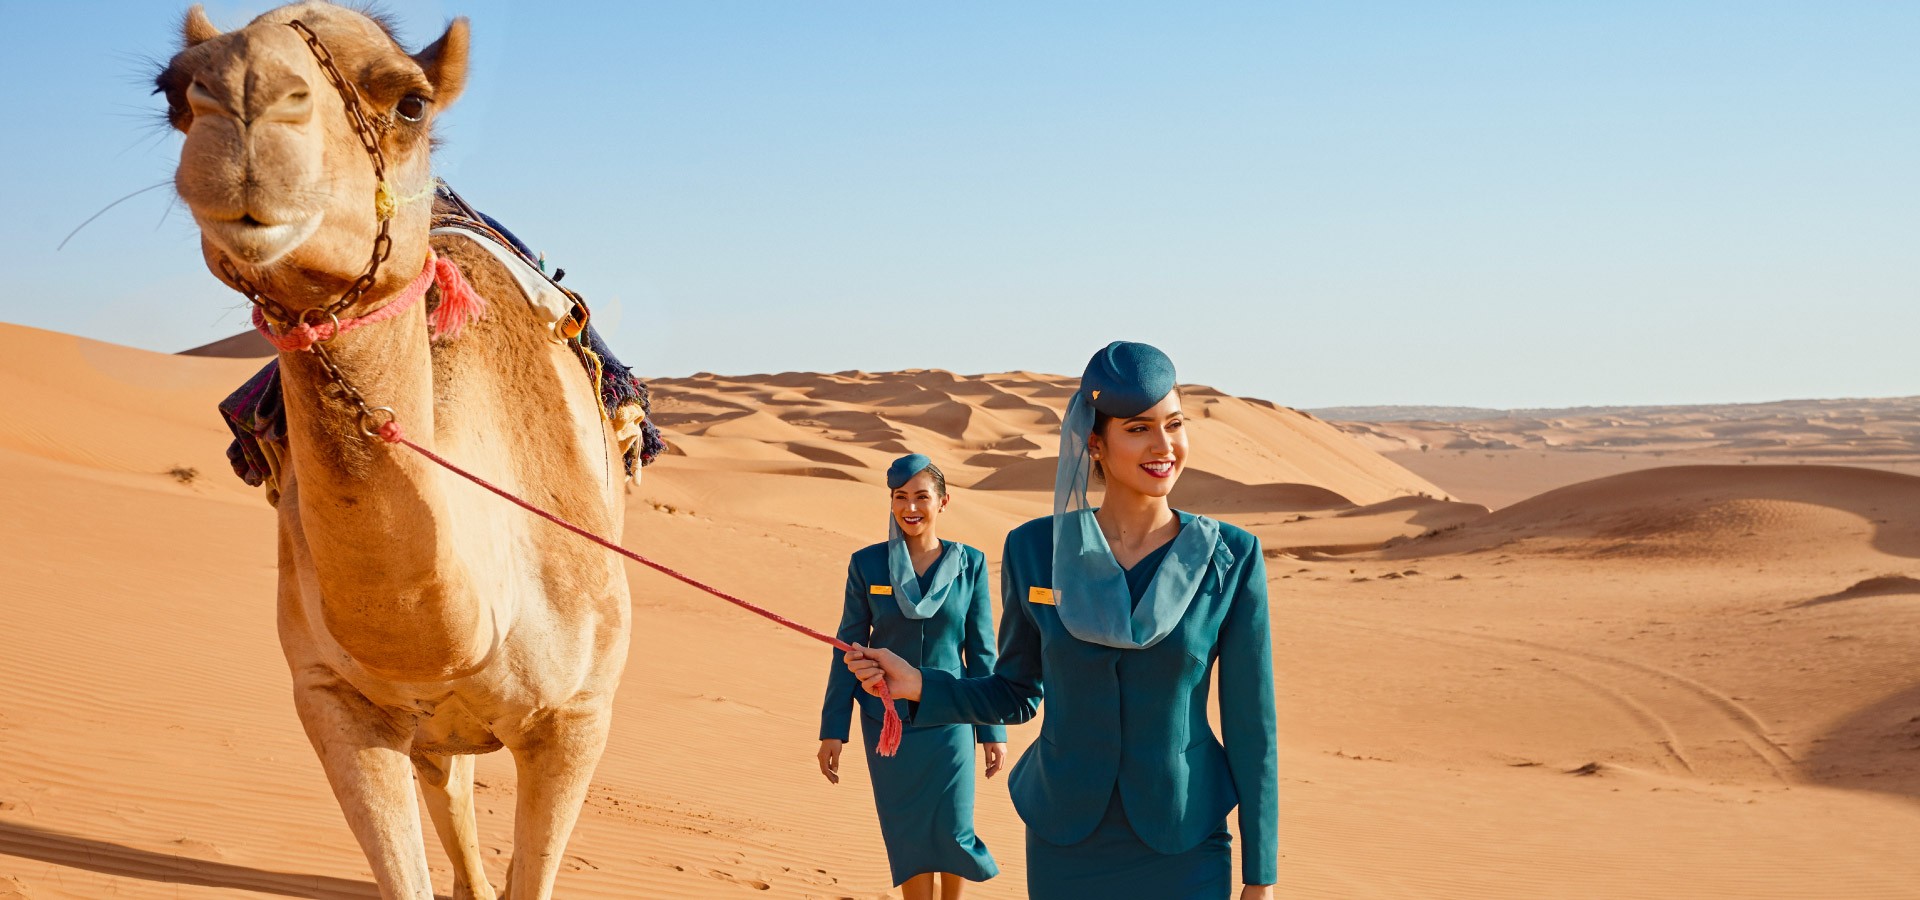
<box><xmin>197</xmin><ymin>211</ymin><xmax>324</xmax><ymax>267</ymax></box>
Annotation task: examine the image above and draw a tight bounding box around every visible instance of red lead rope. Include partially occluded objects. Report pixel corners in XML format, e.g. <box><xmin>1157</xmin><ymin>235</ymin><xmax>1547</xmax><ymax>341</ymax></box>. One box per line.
<box><xmin>373</xmin><ymin>420</ymin><xmax>904</xmax><ymax>757</ymax></box>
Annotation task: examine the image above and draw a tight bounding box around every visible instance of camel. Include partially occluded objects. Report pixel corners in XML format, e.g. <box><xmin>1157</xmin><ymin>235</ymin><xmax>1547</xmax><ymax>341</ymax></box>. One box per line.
<box><xmin>157</xmin><ymin>4</ymin><xmax>631</xmax><ymax>897</ymax></box>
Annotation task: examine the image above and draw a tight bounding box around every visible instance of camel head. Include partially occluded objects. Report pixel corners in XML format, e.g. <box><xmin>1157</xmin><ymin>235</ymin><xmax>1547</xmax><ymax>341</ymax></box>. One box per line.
<box><xmin>157</xmin><ymin>2</ymin><xmax>468</xmax><ymax>309</ymax></box>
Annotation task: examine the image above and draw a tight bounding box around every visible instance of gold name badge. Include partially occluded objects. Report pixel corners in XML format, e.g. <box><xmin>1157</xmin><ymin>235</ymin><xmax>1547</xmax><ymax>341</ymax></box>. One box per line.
<box><xmin>1028</xmin><ymin>587</ymin><xmax>1056</xmax><ymax>605</ymax></box>
<box><xmin>870</xmin><ymin>585</ymin><xmax>894</xmax><ymax>596</ymax></box>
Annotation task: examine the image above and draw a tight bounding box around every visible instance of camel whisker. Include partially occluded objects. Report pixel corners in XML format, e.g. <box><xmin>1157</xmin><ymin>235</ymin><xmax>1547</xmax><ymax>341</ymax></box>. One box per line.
<box><xmin>57</xmin><ymin>180</ymin><xmax>174</xmax><ymax>251</ymax></box>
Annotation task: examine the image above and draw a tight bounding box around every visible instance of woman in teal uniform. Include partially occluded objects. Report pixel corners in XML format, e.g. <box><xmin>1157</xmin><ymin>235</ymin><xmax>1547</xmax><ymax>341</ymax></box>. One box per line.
<box><xmin>818</xmin><ymin>453</ymin><xmax>1007</xmax><ymax>900</ymax></box>
<box><xmin>846</xmin><ymin>342</ymin><xmax>1279</xmax><ymax>900</ymax></box>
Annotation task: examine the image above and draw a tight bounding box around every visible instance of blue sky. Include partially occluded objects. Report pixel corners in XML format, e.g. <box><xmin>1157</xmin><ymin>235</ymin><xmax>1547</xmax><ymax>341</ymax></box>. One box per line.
<box><xmin>1</xmin><ymin>1</ymin><xmax>1914</xmax><ymax>408</ymax></box>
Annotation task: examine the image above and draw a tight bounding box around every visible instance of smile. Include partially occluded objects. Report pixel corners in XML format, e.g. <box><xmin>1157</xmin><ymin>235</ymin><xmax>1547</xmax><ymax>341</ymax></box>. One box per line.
<box><xmin>902</xmin><ymin>516</ymin><xmax>926</xmax><ymax>525</ymax></box>
<box><xmin>1141</xmin><ymin>461</ymin><xmax>1175</xmax><ymax>478</ymax></box>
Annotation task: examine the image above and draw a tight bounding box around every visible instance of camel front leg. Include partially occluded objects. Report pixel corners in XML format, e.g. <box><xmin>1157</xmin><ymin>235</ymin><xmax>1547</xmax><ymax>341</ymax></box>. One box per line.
<box><xmin>415</xmin><ymin>752</ymin><xmax>497</xmax><ymax>900</ymax></box>
<box><xmin>293</xmin><ymin>676</ymin><xmax>435</xmax><ymax>900</ymax></box>
<box><xmin>503</xmin><ymin>711</ymin><xmax>611</xmax><ymax>900</ymax></box>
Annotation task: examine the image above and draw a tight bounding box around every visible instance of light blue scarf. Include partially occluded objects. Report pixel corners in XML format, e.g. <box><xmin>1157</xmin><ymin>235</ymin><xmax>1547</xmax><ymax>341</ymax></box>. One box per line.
<box><xmin>1052</xmin><ymin>507</ymin><xmax>1219</xmax><ymax>649</ymax></box>
<box><xmin>886</xmin><ymin>453</ymin><xmax>962</xmax><ymax>620</ymax></box>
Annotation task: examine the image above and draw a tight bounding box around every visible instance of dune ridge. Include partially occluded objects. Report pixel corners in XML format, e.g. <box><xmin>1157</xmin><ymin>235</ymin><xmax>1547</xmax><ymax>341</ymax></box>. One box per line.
<box><xmin>1319</xmin><ymin>399</ymin><xmax>1920</xmax><ymax>510</ymax></box>
<box><xmin>648</xmin><ymin>368</ymin><xmax>1451</xmax><ymax>512</ymax></box>
<box><xmin>1390</xmin><ymin>464</ymin><xmax>1920</xmax><ymax>562</ymax></box>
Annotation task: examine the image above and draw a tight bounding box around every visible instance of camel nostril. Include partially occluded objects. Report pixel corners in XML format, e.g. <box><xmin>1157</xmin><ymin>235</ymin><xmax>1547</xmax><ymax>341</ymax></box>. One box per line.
<box><xmin>267</xmin><ymin>87</ymin><xmax>313</xmax><ymax>121</ymax></box>
<box><xmin>186</xmin><ymin>80</ymin><xmax>230</xmax><ymax>118</ymax></box>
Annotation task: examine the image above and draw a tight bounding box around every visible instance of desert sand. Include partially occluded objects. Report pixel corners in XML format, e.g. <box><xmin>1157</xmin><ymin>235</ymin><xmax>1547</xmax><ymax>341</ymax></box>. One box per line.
<box><xmin>7</xmin><ymin>322</ymin><xmax>1920</xmax><ymax>898</ymax></box>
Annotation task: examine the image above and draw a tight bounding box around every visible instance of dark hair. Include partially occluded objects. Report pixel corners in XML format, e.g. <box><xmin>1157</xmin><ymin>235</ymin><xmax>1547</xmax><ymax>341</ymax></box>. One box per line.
<box><xmin>895</xmin><ymin>463</ymin><xmax>949</xmax><ymax>498</ymax></box>
<box><xmin>1091</xmin><ymin>410</ymin><xmax>1113</xmax><ymax>481</ymax></box>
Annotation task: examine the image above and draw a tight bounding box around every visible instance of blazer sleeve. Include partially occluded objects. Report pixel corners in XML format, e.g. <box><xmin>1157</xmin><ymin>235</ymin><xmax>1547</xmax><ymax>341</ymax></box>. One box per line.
<box><xmin>818</xmin><ymin>558</ymin><xmax>871</xmax><ymax>742</ymax></box>
<box><xmin>913</xmin><ymin>533</ymin><xmax>1044</xmax><ymax>727</ymax></box>
<box><xmin>1219</xmin><ymin>540</ymin><xmax>1279</xmax><ymax>886</ymax></box>
<box><xmin>961</xmin><ymin>552</ymin><xmax>1008</xmax><ymax>743</ymax></box>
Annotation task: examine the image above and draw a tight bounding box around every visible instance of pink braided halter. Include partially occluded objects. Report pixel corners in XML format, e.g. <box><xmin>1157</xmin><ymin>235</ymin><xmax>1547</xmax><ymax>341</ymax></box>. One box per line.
<box><xmin>251</xmin><ymin>254</ymin><xmax>438</xmax><ymax>352</ymax></box>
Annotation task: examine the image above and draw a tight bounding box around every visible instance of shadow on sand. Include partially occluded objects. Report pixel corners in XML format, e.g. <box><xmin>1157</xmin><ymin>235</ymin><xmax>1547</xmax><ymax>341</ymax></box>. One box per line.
<box><xmin>1798</xmin><ymin>679</ymin><xmax>1920</xmax><ymax>804</ymax></box>
<box><xmin>0</xmin><ymin>819</ymin><xmax>443</xmax><ymax>899</ymax></box>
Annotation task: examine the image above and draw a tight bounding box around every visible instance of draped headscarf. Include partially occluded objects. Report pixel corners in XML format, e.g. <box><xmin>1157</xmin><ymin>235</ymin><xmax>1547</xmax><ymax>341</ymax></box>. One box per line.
<box><xmin>1051</xmin><ymin>341</ymin><xmax>1220</xmax><ymax>649</ymax></box>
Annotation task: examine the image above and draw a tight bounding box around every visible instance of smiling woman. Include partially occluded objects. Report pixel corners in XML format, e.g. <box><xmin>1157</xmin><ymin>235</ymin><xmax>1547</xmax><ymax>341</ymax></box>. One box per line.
<box><xmin>846</xmin><ymin>342</ymin><xmax>1279</xmax><ymax>900</ymax></box>
<box><xmin>819</xmin><ymin>453</ymin><xmax>1006</xmax><ymax>900</ymax></box>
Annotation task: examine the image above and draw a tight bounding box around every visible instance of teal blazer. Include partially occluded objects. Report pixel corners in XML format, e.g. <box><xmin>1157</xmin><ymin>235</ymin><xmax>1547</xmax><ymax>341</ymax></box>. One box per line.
<box><xmin>821</xmin><ymin>540</ymin><xmax>1007</xmax><ymax>745</ymax></box>
<box><xmin>914</xmin><ymin>513</ymin><xmax>1278</xmax><ymax>885</ymax></box>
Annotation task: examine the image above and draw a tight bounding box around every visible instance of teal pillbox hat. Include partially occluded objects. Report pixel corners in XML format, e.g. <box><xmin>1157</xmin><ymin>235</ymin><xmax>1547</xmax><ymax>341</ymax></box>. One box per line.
<box><xmin>1080</xmin><ymin>341</ymin><xmax>1178</xmax><ymax>418</ymax></box>
<box><xmin>887</xmin><ymin>453</ymin><xmax>934</xmax><ymax>490</ymax></box>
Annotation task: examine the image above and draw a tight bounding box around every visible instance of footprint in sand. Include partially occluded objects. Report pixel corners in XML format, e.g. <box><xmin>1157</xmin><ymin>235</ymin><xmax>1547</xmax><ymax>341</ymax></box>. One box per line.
<box><xmin>0</xmin><ymin>875</ymin><xmax>27</xmax><ymax>900</ymax></box>
<box><xmin>170</xmin><ymin>837</ymin><xmax>225</xmax><ymax>859</ymax></box>
<box><xmin>692</xmin><ymin>692</ymin><xmax>774</xmax><ymax>716</ymax></box>
<box><xmin>779</xmin><ymin>865</ymin><xmax>842</xmax><ymax>887</ymax></box>
<box><xmin>702</xmin><ymin>868</ymin><xmax>771</xmax><ymax>890</ymax></box>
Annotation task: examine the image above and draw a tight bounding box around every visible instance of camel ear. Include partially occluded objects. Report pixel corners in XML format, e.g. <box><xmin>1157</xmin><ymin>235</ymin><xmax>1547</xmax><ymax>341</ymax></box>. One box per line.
<box><xmin>414</xmin><ymin>18</ymin><xmax>470</xmax><ymax>109</ymax></box>
<box><xmin>182</xmin><ymin>5</ymin><xmax>220</xmax><ymax>47</ymax></box>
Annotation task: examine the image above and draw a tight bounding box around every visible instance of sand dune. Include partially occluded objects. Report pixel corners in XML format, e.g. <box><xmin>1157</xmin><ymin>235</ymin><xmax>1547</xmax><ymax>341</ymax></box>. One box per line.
<box><xmin>178</xmin><ymin>330</ymin><xmax>275</xmax><ymax>359</ymax></box>
<box><xmin>1321</xmin><ymin>399</ymin><xmax>1920</xmax><ymax>509</ymax></box>
<box><xmin>1317</xmin><ymin>397</ymin><xmax>1920</xmax><ymax>456</ymax></box>
<box><xmin>1238</xmin><ymin>495</ymin><xmax>1491</xmax><ymax>557</ymax></box>
<box><xmin>648</xmin><ymin>369</ymin><xmax>1452</xmax><ymax>509</ymax></box>
<box><xmin>1391</xmin><ymin>464</ymin><xmax>1920</xmax><ymax>562</ymax></box>
<box><xmin>0</xmin><ymin>324</ymin><xmax>263</xmax><ymax>494</ymax></box>
<box><xmin>8</xmin><ymin>322</ymin><xmax>1920</xmax><ymax>897</ymax></box>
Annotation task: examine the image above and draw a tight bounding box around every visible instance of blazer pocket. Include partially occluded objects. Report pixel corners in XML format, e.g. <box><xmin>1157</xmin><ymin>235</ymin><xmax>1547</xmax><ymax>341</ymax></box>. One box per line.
<box><xmin>1169</xmin><ymin>643</ymin><xmax>1214</xmax><ymax>684</ymax></box>
<box><xmin>1185</xmin><ymin>728</ymin><xmax>1222</xmax><ymax>753</ymax></box>
<box><xmin>1182</xmin><ymin>738</ymin><xmax>1237</xmax><ymax>807</ymax></box>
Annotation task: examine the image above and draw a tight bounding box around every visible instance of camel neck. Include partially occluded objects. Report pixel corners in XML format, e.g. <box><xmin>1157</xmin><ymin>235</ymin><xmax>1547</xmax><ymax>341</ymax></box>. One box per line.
<box><xmin>277</xmin><ymin>266</ymin><xmax>493</xmax><ymax>681</ymax></box>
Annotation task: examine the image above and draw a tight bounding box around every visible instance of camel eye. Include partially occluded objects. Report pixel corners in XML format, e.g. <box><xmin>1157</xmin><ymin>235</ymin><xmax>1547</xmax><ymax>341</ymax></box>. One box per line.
<box><xmin>396</xmin><ymin>95</ymin><xmax>428</xmax><ymax>122</ymax></box>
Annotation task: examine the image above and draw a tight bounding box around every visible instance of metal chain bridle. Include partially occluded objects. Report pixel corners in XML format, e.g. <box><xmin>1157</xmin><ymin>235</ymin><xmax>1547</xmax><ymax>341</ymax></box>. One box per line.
<box><xmin>216</xmin><ymin>18</ymin><xmax>407</xmax><ymax>437</ymax></box>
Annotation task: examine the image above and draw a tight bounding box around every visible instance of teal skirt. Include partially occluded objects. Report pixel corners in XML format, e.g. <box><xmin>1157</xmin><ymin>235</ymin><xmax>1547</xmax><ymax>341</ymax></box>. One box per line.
<box><xmin>859</xmin><ymin>711</ymin><xmax>998</xmax><ymax>885</ymax></box>
<box><xmin>1026</xmin><ymin>791</ymin><xmax>1231</xmax><ymax>900</ymax></box>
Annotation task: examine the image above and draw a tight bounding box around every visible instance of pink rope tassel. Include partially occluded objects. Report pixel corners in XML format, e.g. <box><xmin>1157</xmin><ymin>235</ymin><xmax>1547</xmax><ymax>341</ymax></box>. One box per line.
<box><xmin>874</xmin><ymin>689</ymin><xmax>904</xmax><ymax>756</ymax></box>
<box><xmin>373</xmin><ymin>420</ymin><xmax>906</xmax><ymax>757</ymax></box>
<box><xmin>428</xmin><ymin>254</ymin><xmax>487</xmax><ymax>340</ymax></box>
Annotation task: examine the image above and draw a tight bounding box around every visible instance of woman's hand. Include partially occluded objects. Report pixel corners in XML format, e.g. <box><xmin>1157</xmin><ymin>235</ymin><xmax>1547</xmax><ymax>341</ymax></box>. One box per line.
<box><xmin>845</xmin><ymin>644</ymin><xmax>923</xmax><ymax>701</ymax></box>
<box><xmin>1241</xmin><ymin>885</ymin><xmax>1275</xmax><ymax>899</ymax></box>
<box><xmin>816</xmin><ymin>739</ymin><xmax>843</xmax><ymax>785</ymax></box>
<box><xmin>982</xmin><ymin>742</ymin><xmax>1007</xmax><ymax>779</ymax></box>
